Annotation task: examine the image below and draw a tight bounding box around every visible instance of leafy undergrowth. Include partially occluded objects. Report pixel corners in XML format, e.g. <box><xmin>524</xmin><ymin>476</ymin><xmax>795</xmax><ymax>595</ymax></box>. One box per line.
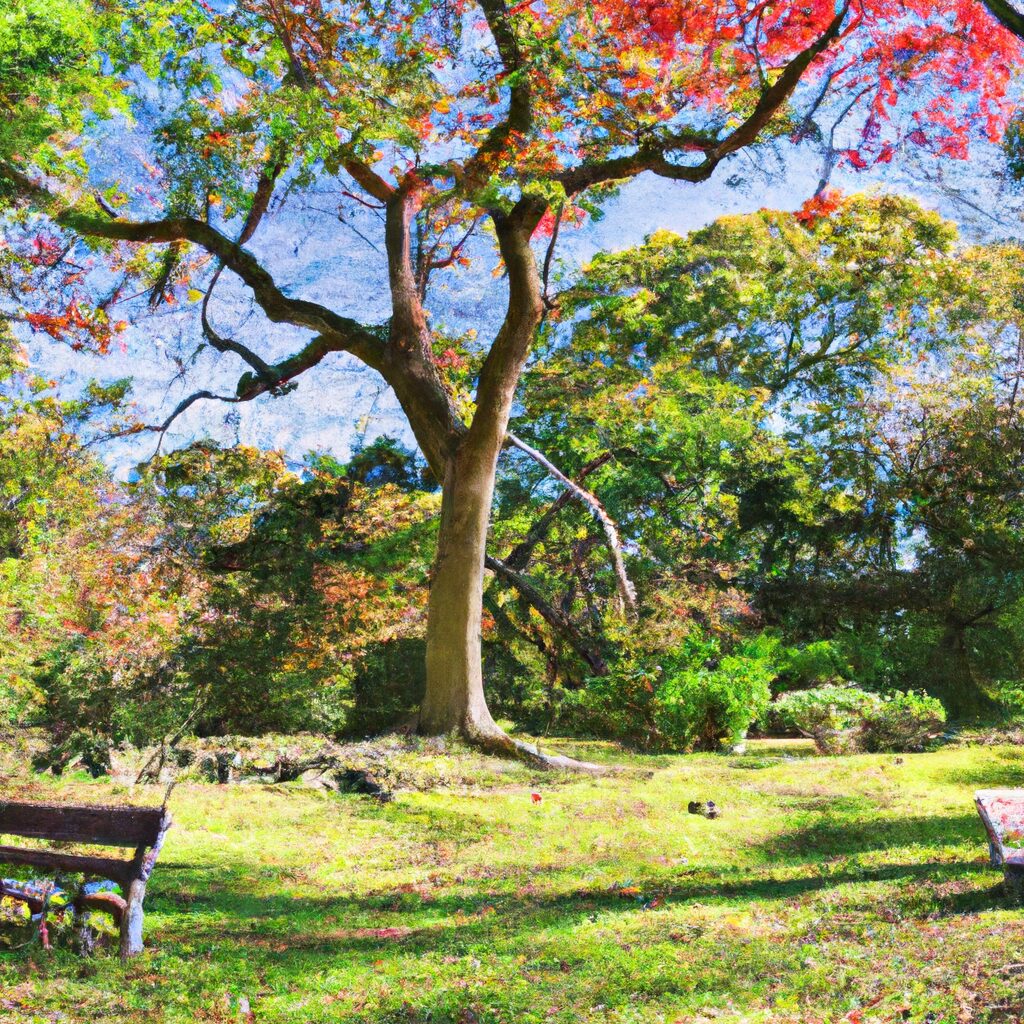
<box><xmin>3</xmin><ymin>739</ymin><xmax>1024</xmax><ymax>1023</ymax></box>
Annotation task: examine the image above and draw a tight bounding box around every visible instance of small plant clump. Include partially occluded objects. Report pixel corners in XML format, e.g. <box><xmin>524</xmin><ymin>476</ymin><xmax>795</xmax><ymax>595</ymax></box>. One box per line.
<box><xmin>774</xmin><ymin>685</ymin><xmax>946</xmax><ymax>755</ymax></box>
<box><xmin>859</xmin><ymin>691</ymin><xmax>947</xmax><ymax>753</ymax></box>
<box><xmin>561</xmin><ymin>634</ymin><xmax>778</xmax><ymax>753</ymax></box>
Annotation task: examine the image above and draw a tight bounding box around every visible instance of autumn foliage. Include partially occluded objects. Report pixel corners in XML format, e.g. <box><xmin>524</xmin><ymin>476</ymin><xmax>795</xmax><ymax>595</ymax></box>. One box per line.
<box><xmin>2</xmin><ymin>0</ymin><xmax>1024</xmax><ymax>751</ymax></box>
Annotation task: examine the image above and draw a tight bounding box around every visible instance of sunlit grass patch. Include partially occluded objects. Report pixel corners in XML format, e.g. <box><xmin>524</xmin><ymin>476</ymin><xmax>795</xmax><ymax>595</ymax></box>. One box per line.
<box><xmin>2</xmin><ymin>739</ymin><xmax>1024</xmax><ymax>1022</ymax></box>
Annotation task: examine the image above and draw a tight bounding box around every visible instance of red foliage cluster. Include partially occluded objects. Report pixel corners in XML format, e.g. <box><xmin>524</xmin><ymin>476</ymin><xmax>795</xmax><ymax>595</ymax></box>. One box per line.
<box><xmin>795</xmin><ymin>186</ymin><xmax>844</xmax><ymax>225</ymax></box>
<box><xmin>25</xmin><ymin>303</ymin><xmax>126</xmax><ymax>353</ymax></box>
<box><xmin>579</xmin><ymin>0</ymin><xmax>1020</xmax><ymax>168</ymax></box>
<box><xmin>531</xmin><ymin>204</ymin><xmax>588</xmax><ymax>240</ymax></box>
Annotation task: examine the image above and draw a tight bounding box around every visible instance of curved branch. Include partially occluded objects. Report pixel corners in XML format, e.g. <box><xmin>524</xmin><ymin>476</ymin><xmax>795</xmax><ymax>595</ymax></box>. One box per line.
<box><xmin>458</xmin><ymin>0</ymin><xmax>534</xmax><ymax>191</ymax></box>
<box><xmin>558</xmin><ymin>2</ymin><xmax>851</xmax><ymax>195</ymax></box>
<box><xmin>135</xmin><ymin>389</ymin><xmax>243</xmax><ymax>453</ymax></box>
<box><xmin>0</xmin><ymin>162</ymin><xmax>385</xmax><ymax>366</ymax></box>
<box><xmin>506</xmin><ymin>433</ymin><xmax>637</xmax><ymax>617</ymax></box>
<box><xmin>485</xmin><ymin>554</ymin><xmax>609</xmax><ymax>675</ymax></box>
<box><xmin>983</xmin><ymin>0</ymin><xmax>1024</xmax><ymax>39</ymax></box>
<box><xmin>200</xmin><ymin>264</ymin><xmax>276</xmax><ymax>380</ymax></box>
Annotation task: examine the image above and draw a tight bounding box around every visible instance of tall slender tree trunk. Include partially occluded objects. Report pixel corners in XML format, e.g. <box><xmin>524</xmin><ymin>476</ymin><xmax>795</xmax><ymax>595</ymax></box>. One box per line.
<box><xmin>418</xmin><ymin>443</ymin><xmax>610</xmax><ymax>776</ymax></box>
<box><xmin>413</xmin><ymin>201</ymin><xmax>547</xmax><ymax>752</ymax></box>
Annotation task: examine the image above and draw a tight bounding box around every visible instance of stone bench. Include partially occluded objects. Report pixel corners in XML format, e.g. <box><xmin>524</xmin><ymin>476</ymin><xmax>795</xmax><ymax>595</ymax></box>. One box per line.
<box><xmin>975</xmin><ymin>789</ymin><xmax>1024</xmax><ymax>898</ymax></box>
<box><xmin>0</xmin><ymin>799</ymin><xmax>172</xmax><ymax>957</ymax></box>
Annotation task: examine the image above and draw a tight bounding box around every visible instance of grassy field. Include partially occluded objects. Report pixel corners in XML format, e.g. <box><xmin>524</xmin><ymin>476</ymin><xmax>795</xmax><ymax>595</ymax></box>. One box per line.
<box><xmin>2</xmin><ymin>738</ymin><xmax>1024</xmax><ymax>1024</ymax></box>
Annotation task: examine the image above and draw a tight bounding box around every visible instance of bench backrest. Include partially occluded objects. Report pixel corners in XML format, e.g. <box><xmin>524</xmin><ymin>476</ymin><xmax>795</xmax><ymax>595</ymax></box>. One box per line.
<box><xmin>0</xmin><ymin>801</ymin><xmax>167</xmax><ymax>849</ymax></box>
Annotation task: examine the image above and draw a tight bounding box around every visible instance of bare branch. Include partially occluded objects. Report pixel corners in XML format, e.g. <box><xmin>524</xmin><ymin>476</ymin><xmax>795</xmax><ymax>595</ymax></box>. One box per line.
<box><xmin>0</xmin><ymin>162</ymin><xmax>384</xmax><ymax>365</ymax></box>
<box><xmin>136</xmin><ymin>390</ymin><xmax>243</xmax><ymax>454</ymax></box>
<box><xmin>504</xmin><ymin>452</ymin><xmax>613</xmax><ymax>570</ymax></box>
<box><xmin>983</xmin><ymin>0</ymin><xmax>1024</xmax><ymax>39</ymax></box>
<box><xmin>507</xmin><ymin>433</ymin><xmax>637</xmax><ymax>617</ymax></box>
<box><xmin>485</xmin><ymin>555</ymin><xmax>608</xmax><ymax>675</ymax></box>
<box><xmin>200</xmin><ymin>264</ymin><xmax>276</xmax><ymax>380</ymax></box>
<box><xmin>541</xmin><ymin>202</ymin><xmax>563</xmax><ymax>311</ymax></box>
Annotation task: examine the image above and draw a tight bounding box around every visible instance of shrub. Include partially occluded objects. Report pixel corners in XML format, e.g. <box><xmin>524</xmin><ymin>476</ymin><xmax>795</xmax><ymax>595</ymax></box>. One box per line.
<box><xmin>775</xmin><ymin>685</ymin><xmax>946</xmax><ymax>754</ymax></box>
<box><xmin>774</xmin><ymin>684</ymin><xmax>881</xmax><ymax>754</ymax></box>
<box><xmin>563</xmin><ymin>665</ymin><xmax>663</xmax><ymax>751</ymax></box>
<box><xmin>775</xmin><ymin>640</ymin><xmax>851</xmax><ymax>691</ymax></box>
<box><xmin>563</xmin><ymin>633</ymin><xmax>778</xmax><ymax>752</ymax></box>
<box><xmin>992</xmin><ymin>679</ymin><xmax>1024</xmax><ymax>722</ymax></box>
<box><xmin>657</xmin><ymin>637</ymin><xmax>777</xmax><ymax>752</ymax></box>
<box><xmin>860</xmin><ymin>691</ymin><xmax>946</xmax><ymax>752</ymax></box>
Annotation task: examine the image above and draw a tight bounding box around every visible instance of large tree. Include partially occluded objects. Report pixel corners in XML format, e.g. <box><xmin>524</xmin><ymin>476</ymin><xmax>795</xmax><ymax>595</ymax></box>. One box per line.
<box><xmin>0</xmin><ymin>0</ymin><xmax>1020</xmax><ymax>759</ymax></box>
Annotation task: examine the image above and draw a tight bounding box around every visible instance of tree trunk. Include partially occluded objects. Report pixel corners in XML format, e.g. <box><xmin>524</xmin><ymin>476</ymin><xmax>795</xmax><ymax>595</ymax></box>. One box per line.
<box><xmin>927</xmin><ymin>622</ymin><xmax>998</xmax><ymax>722</ymax></box>
<box><xmin>419</xmin><ymin>438</ymin><xmax>514</xmax><ymax>751</ymax></box>
<box><xmin>414</xmin><ymin>203</ymin><xmax>544</xmax><ymax>749</ymax></box>
<box><xmin>390</xmin><ymin>198</ymin><xmax>607</xmax><ymax>772</ymax></box>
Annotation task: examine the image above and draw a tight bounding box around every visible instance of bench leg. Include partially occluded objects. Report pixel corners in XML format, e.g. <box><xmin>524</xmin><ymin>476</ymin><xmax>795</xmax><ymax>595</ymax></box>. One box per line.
<box><xmin>119</xmin><ymin>878</ymin><xmax>147</xmax><ymax>959</ymax></box>
<box><xmin>1005</xmin><ymin>865</ymin><xmax>1024</xmax><ymax>904</ymax></box>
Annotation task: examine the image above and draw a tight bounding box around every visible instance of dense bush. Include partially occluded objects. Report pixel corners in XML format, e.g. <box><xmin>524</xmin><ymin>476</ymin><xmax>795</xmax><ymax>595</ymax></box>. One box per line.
<box><xmin>860</xmin><ymin>691</ymin><xmax>946</xmax><ymax>752</ymax></box>
<box><xmin>657</xmin><ymin>639</ymin><xmax>777</xmax><ymax>751</ymax></box>
<box><xmin>774</xmin><ymin>685</ymin><xmax>881</xmax><ymax>754</ymax></box>
<box><xmin>774</xmin><ymin>685</ymin><xmax>946</xmax><ymax>754</ymax></box>
<box><xmin>563</xmin><ymin>633</ymin><xmax>778</xmax><ymax>752</ymax></box>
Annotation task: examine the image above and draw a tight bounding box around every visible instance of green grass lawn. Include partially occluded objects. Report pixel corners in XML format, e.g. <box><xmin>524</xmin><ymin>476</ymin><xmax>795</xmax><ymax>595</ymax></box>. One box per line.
<box><xmin>3</xmin><ymin>738</ymin><xmax>1024</xmax><ymax>1024</ymax></box>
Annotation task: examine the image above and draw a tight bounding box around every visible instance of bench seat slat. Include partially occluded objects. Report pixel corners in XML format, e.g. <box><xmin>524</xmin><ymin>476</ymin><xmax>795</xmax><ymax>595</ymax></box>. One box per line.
<box><xmin>0</xmin><ymin>802</ymin><xmax>164</xmax><ymax>847</ymax></box>
<box><xmin>0</xmin><ymin>844</ymin><xmax>132</xmax><ymax>883</ymax></box>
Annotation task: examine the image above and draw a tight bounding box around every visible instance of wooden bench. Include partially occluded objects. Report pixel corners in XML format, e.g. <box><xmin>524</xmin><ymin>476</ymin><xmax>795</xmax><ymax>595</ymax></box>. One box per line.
<box><xmin>0</xmin><ymin>799</ymin><xmax>171</xmax><ymax>957</ymax></box>
<box><xmin>975</xmin><ymin>789</ymin><xmax>1024</xmax><ymax>898</ymax></box>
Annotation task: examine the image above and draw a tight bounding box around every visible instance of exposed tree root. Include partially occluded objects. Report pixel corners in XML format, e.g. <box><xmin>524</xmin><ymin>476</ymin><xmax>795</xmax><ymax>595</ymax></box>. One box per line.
<box><xmin>413</xmin><ymin>715</ymin><xmax>613</xmax><ymax>774</ymax></box>
<box><xmin>509</xmin><ymin>738</ymin><xmax>612</xmax><ymax>775</ymax></box>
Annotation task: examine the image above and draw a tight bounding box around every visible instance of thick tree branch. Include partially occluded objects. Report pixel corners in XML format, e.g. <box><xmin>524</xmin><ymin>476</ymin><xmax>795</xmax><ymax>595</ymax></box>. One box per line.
<box><xmin>381</xmin><ymin>191</ymin><xmax>466</xmax><ymax>476</ymax></box>
<box><xmin>237</xmin><ymin>148</ymin><xmax>289</xmax><ymax>246</ymax></box>
<box><xmin>344</xmin><ymin>159</ymin><xmax>395</xmax><ymax>204</ymax></box>
<box><xmin>559</xmin><ymin>2</ymin><xmax>851</xmax><ymax>195</ymax></box>
<box><xmin>983</xmin><ymin>0</ymin><xmax>1024</xmax><ymax>39</ymax></box>
<box><xmin>468</xmin><ymin>198</ymin><xmax>547</xmax><ymax>450</ymax></box>
<box><xmin>235</xmin><ymin>331</ymin><xmax>384</xmax><ymax>399</ymax></box>
<box><xmin>458</xmin><ymin>0</ymin><xmax>534</xmax><ymax>192</ymax></box>
<box><xmin>485</xmin><ymin>555</ymin><xmax>608</xmax><ymax>675</ymax></box>
<box><xmin>505</xmin><ymin>452</ymin><xmax>613</xmax><ymax>570</ymax></box>
<box><xmin>0</xmin><ymin>162</ymin><xmax>384</xmax><ymax>366</ymax></box>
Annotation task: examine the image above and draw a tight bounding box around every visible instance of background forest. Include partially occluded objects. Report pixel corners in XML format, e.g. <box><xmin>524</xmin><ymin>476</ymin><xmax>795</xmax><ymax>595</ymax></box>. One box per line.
<box><xmin>4</xmin><ymin>188</ymin><xmax>1024</xmax><ymax>770</ymax></box>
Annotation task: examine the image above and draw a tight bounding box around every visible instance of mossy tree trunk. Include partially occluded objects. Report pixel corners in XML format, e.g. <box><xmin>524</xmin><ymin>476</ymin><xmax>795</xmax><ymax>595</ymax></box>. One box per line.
<box><xmin>927</xmin><ymin>621</ymin><xmax>998</xmax><ymax>722</ymax></box>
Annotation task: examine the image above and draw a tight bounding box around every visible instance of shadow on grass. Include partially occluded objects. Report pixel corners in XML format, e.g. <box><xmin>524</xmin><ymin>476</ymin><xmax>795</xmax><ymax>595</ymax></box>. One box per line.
<box><xmin>4</xmin><ymin>800</ymin><xmax>1014</xmax><ymax>1024</ymax></box>
<box><xmin>761</xmin><ymin>810</ymin><xmax>985</xmax><ymax>860</ymax></box>
<box><xmin>144</xmin><ymin>846</ymin><xmax>1007</xmax><ymax>964</ymax></box>
<box><xmin>4</xmin><ymin>791</ymin><xmax>1013</xmax><ymax>1019</ymax></box>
